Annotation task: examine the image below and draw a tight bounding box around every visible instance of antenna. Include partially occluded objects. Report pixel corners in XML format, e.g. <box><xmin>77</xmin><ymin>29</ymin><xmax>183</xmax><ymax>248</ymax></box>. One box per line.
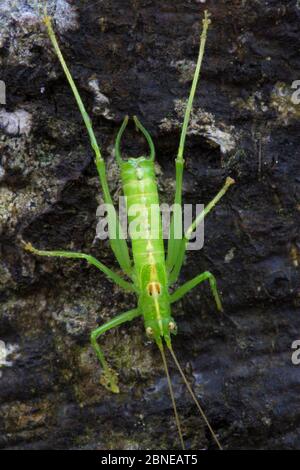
<box><xmin>167</xmin><ymin>344</ymin><xmax>222</xmax><ymax>450</ymax></box>
<box><xmin>159</xmin><ymin>343</ymin><xmax>185</xmax><ymax>449</ymax></box>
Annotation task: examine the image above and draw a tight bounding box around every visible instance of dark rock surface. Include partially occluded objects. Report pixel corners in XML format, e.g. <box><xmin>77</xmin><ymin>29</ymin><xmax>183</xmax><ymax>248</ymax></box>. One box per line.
<box><xmin>0</xmin><ymin>0</ymin><xmax>300</xmax><ymax>450</ymax></box>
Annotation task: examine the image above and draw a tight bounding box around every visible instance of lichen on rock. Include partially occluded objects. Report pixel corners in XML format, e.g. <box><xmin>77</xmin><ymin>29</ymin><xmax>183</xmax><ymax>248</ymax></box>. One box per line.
<box><xmin>0</xmin><ymin>340</ymin><xmax>19</xmax><ymax>378</ymax></box>
<box><xmin>160</xmin><ymin>100</ymin><xmax>237</xmax><ymax>155</ymax></box>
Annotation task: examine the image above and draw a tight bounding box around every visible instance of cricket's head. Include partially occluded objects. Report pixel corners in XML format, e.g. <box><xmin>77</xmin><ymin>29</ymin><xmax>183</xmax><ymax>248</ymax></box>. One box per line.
<box><xmin>144</xmin><ymin>312</ymin><xmax>178</xmax><ymax>348</ymax></box>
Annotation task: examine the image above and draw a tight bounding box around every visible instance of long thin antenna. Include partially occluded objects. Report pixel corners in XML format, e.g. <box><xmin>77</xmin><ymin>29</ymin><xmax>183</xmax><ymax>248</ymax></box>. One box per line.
<box><xmin>167</xmin><ymin>344</ymin><xmax>222</xmax><ymax>450</ymax></box>
<box><xmin>159</xmin><ymin>344</ymin><xmax>185</xmax><ymax>450</ymax></box>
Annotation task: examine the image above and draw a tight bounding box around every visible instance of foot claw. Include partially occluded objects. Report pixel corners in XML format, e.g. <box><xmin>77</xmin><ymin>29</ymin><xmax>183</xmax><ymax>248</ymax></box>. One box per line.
<box><xmin>100</xmin><ymin>368</ymin><xmax>119</xmax><ymax>394</ymax></box>
<box><xmin>21</xmin><ymin>241</ymin><xmax>34</xmax><ymax>252</ymax></box>
<box><xmin>225</xmin><ymin>176</ymin><xmax>235</xmax><ymax>186</ymax></box>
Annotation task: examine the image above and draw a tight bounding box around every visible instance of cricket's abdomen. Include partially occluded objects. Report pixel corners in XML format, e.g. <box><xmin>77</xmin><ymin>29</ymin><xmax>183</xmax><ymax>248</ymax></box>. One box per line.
<box><xmin>121</xmin><ymin>157</ymin><xmax>166</xmax><ymax>277</ymax></box>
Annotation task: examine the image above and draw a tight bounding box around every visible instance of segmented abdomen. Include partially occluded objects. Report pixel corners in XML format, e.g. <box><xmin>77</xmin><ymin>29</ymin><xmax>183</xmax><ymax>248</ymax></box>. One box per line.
<box><xmin>121</xmin><ymin>158</ymin><xmax>166</xmax><ymax>284</ymax></box>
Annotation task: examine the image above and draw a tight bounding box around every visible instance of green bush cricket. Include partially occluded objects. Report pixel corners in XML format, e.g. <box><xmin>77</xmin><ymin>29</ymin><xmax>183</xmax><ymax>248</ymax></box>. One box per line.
<box><xmin>23</xmin><ymin>10</ymin><xmax>235</xmax><ymax>449</ymax></box>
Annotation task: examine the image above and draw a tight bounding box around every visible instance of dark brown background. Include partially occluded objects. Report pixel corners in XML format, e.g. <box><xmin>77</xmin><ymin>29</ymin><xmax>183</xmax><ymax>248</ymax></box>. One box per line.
<box><xmin>0</xmin><ymin>0</ymin><xmax>300</xmax><ymax>449</ymax></box>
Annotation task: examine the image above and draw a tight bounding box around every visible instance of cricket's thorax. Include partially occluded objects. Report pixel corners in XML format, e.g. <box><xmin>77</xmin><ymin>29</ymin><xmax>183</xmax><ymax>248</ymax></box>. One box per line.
<box><xmin>121</xmin><ymin>158</ymin><xmax>175</xmax><ymax>340</ymax></box>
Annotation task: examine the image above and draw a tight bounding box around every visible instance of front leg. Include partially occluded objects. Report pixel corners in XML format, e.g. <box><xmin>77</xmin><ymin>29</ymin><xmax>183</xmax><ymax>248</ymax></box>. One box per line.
<box><xmin>170</xmin><ymin>271</ymin><xmax>223</xmax><ymax>312</ymax></box>
<box><xmin>90</xmin><ymin>308</ymin><xmax>141</xmax><ymax>393</ymax></box>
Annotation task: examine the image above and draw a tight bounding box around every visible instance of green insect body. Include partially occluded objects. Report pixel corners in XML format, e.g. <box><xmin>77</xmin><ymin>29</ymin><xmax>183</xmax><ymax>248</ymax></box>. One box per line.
<box><xmin>119</xmin><ymin>155</ymin><xmax>173</xmax><ymax>343</ymax></box>
<box><xmin>23</xmin><ymin>10</ymin><xmax>235</xmax><ymax>450</ymax></box>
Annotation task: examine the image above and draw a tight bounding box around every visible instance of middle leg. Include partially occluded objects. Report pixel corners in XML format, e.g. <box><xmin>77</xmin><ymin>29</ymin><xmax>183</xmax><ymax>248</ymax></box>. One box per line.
<box><xmin>22</xmin><ymin>242</ymin><xmax>136</xmax><ymax>292</ymax></box>
<box><xmin>170</xmin><ymin>271</ymin><xmax>223</xmax><ymax>312</ymax></box>
<box><xmin>168</xmin><ymin>176</ymin><xmax>235</xmax><ymax>285</ymax></box>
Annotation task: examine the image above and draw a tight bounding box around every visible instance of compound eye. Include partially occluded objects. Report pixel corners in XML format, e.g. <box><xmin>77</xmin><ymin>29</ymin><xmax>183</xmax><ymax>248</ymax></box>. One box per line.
<box><xmin>146</xmin><ymin>327</ymin><xmax>154</xmax><ymax>338</ymax></box>
<box><xmin>168</xmin><ymin>321</ymin><xmax>177</xmax><ymax>332</ymax></box>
